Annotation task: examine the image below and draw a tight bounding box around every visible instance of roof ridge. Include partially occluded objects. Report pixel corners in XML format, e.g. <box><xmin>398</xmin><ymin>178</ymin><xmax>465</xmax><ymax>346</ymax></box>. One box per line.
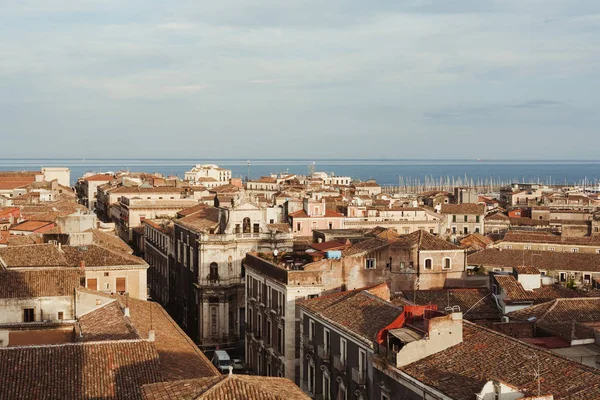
<box><xmin>0</xmin><ymin>338</ymin><xmax>150</xmax><ymax>351</ymax></box>
<box><xmin>192</xmin><ymin>374</ymin><xmax>230</xmax><ymax>398</ymax></box>
<box><xmin>537</xmin><ymin>299</ymin><xmax>560</xmax><ymax>323</ymax></box>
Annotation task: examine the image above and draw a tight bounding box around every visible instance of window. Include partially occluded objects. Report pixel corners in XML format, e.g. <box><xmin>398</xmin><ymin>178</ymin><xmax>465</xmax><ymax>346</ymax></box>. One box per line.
<box><xmin>328</xmin><ymin>222</ymin><xmax>333</xmax><ymax>229</ymax></box>
<box><xmin>476</xmin><ymin>215</ymin><xmax>480</xmax><ymax>223</ymax></box>
<box><xmin>253</xmin><ymin>223</ymin><xmax>260</xmax><ymax>233</ymax></box>
<box><xmin>452</xmin><ymin>215</ymin><xmax>457</xmax><ymax>222</ymax></box>
<box><xmin>464</xmin><ymin>215</ymin><xmax>468</xmax><ymax>222</ymax></box>
<box><xmin>209</xmin><ymin>262</ymin><xmax>219</xmax><ymax>281</ymax></box>
<box><xmin>58</xmin><ymin>311</ymin><xmax>64</xmax><ymax>320</ymax></box>
<box><xmin>308</xmin><ymin>362</ymin><xmax>315</xmax><ymax>393</ymax></box>
<box><xmin>452</xmin><ymin>226</ymin><xmax>457</xmax><ymax>234</ymax></box>
<box><xmin>463</xmin><ymin>227</ymin><xmax>468</xmax><ymax>234</ymax></box>
<box><xmin>584</xmin><ymin>274</ymin><xmax>592</xmax><ymax>283</ymax></box>
<box><xmin>323</xmin><ymin>373</ymin><xmax>331</xmax><ymax>400</ymax></box>
<box><xmin>443</xmin><ymin>258</ymin><xmax>451</xmax><ymax>270</ymax></box>
<box><xmin>267</xmin><ymin>319</ymin><xmax>272</xmax><ymax>345</ymax></box>
<box><xmin>358</xmin><ymin>349</ymin><xmax>367</xmax><ymax>377</ymax></box>
<box><xmin>312</xmin><ymin>221</ymin><xmax>317</xmax><ymax>230</ymax></box>
<box><xmin>309</xmin><ymin>319</ymin><xmax>316</xmax><ymax>341</ymax></box>
<box><xmin>559</xmin><ymin>272</ymin><xmax>568</xmax><ymax>282</ymax></box>
<box><xmin>277</xmin><ymin>326</ymin><xmax>283</xmax><ymax>354</ymax></box>
<box><xmin>596</xmin><ymin>249</ymin><xmax>600</xmax><ymax>254</ymax></box>
<box><xmin>257</xmin><ymin>313</ymin><xmax>262</xmax><ymax>338</ymax></box>
<box><xmin>257</xmin><ymin>356</ymin><xmax>262</xmax><ymax>375</ymax></box>
<box><xmin>296</xmin><ymin>222</ymin><xmax>301</xmax><ymax>232</ymax></box>
<box><xmin>572</xmin><ymin>248</ymin><xmax>579</xmax><ymax>253</ymax></box>
<box><xmin>267</xmin><ymin>362</ymin><xmax>271</xmax><ymax>377</ymax></box>
<box><xmin>104</xmin><ymin>272</ymin><xmax>109</xmax><ymax>277</ymax></box>
<box><xmin>87</xmin><ymin>278</ymin><xmax>97</xmax><ymax>291</ymax></box>
<box><xmin>400</xmin><ymin>262</ymin><xmax>405</xmax><ymax>269</ymax></box>
<box><xmin>475</xmin><ymin>227</ymin><xmax>480</xmax><ymax>233</ymax></box>
<box><xmin>243</xmin><ymin>217</ymin><xmax>251</xmax><ymax>233</ymax></box>
<box><xmin>424</xmin><ymin>259</ymin><xmax>432</xmax><ymax>270</ymax></box>
<box><xmin>365</xmin><ymin>258</ymin><xmax>376</xmax><ymax>269</ymax></box>
<box><xmin>324</xmin><ymin>328</ymin><xmax>330</xmax><ymax>354</ymax></box>
<box><xmin>23</xmin><ymin>308</ymin><xmax>35</xmax><ymax>322</ymax></box>
<box><xmin>340</xmin><ymin>338</ymin><xmax>347</xmax><ymax>365</ymax></box>
<box><xmin>116</xmin><ymin>277</ymin><xmax>126</xmax><ymax>294</ymax></box>
<box><xmin>248</xmin><ymin>308</ymin><xmax>253</xmax><ymax>331</ymax></box>
<box><xmin>315</xmin><ymin>206</ymin><xmax>320</xmax><ymax>214</ymax></box>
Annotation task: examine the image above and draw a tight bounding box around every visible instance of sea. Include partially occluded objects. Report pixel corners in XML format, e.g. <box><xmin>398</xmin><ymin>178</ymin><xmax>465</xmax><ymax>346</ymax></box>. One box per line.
<box><xmin>2</xmin><ymin>158</ymin><xmax>600</xmax><ymax>188</ymax></box>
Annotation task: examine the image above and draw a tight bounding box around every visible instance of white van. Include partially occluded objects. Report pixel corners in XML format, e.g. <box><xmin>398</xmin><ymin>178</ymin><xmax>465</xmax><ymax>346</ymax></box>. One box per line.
<box><xmin>212</xmin><ymin>350</ymin><xmax>232</xmax><ymax>374</ymax></box>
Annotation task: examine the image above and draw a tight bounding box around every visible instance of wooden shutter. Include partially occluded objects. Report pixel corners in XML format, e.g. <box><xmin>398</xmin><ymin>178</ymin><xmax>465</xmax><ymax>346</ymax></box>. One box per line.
<box><xmin>87</xmin><ymin>278</ymin><xmax>97</xmax><ymax>291</ymax></box>
<box><xmin>116</xmin><ymin>277</ymin><xmax>126</xmax><ymax>293</ymax></box>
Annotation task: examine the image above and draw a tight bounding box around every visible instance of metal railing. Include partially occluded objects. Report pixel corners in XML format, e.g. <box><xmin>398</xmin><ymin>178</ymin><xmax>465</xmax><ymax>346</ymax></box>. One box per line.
<box><xmin>317</xmin><ymin>345</ymin><xmax>330</xmax><ymax>361</ymax></box>
<box><xmin>351</xmin><ymin>368</ymin><xmax>366</xmax><ymax>385</ymax></box>
<box><xmin>333</xmin><ymin>355</ymin><xmax>346</xmax><ymax>372</ymax></box>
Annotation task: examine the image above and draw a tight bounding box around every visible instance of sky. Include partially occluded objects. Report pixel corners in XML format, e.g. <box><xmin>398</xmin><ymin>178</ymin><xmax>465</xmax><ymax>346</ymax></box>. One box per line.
<box><xmin>1</xmin><ymin>0</ymin><xmax>600</xmax><ymax>159</ymax></box>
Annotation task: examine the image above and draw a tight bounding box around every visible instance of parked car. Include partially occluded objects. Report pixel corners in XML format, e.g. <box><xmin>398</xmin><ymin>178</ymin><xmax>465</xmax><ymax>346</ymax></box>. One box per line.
<box><xmin>232</xmin><ymin>358</ymin><xmax>245</xmax><ymax>373</ymax></box>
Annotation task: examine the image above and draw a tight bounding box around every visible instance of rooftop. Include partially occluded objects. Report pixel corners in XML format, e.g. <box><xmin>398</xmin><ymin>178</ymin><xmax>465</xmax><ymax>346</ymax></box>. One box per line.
<box><xmin>469</xmin><ymin>248</ymin><xmax>600</xmax><ymax>272</ymax></box>
<box><xmin>299</xmin><ymin>285</ymin><xmax>402</xmax><ymax>344</ymax></box>
<box><xmin>440</xmin><ymin>203</ymin><xmax>486</xmax><ymax>215</ymax></box>
<box><xmin>396</xmin><ymin>288</ymin><xmax>500</xmax><ymax>321</ymax></box>
<box><xmin>141</xmin><ymin>375</ymin><xmax>309</xmax><ymax>400</ymax></box>
<box><xmin>400</xmin><ymin>321</ymin><xmax>600</xmax><ymax>399</ymax></box>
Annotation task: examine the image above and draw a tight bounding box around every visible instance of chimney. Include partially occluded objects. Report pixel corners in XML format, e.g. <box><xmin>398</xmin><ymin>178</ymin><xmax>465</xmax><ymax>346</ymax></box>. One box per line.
<box><xmin>228</xmin><ymin>365</ymin><xmax>233</xmax><ymax>376</ymax></box>
<box><xmin>124</xmin><ymin>307</ymin><xmax>130</xmax><ymax>317</ymax></box>
<box><xmin>79</xmin><ymin>260</ymin><xmax>85</xmax><ymax>271</ymax></box>
<box><xmin>148</xmin><ymin>329</ymin><xmax>156</xmax><ymax>342</ymax></box>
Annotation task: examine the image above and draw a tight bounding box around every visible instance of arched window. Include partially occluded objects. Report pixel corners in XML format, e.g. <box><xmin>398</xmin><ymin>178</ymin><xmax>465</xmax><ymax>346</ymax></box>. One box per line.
<box><xmin>228</xmin><ymin>256</ymin><xmax>233</xmax><ymax>271</ymax></box>
<box><xmin>424</xmin><ymin>259</ymin><xmax>432</xmax><ymax>270</ymax></box>
<box><xmin>243</xmin><ymin>217</ymin><xmax>251</xmax><ymax>233</ymax></box>
<box><xmin>209</xmin><ymin>262</ymin><xmax>219</xmax><ymax>281</ymax></box>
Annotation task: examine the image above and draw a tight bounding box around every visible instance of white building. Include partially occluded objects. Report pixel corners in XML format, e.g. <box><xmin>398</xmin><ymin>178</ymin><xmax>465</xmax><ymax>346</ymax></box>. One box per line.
<box><xmin>185</xmin><ymin>164</ymin><xmax>232</xmax><ymax>185</ymax></box>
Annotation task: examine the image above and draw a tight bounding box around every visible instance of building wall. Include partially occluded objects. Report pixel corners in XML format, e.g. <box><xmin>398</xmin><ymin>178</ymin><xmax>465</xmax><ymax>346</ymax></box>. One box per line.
<box><xmin>299</xmin><ymin>310</ymin><xmax>375</xmax><ymax>400</ymax></box>
<box><xmin>42</xmin><ymin>167</ymin><xmax>71</xmax><ymax>187</ymax></box>
<box><xmin>84</xmin><ymin>268</ymin><xmax>147</xmax><ymax>300</ymax></box>
<box><xmin>0</xmin><ymin>296</ymin><xmax>74</xmax><ymax>324</ymax></box>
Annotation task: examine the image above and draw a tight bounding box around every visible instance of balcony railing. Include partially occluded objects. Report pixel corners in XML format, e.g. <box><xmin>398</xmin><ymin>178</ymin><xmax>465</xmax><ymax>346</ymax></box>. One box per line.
<box><xmin>198</xmin><ymin>275</ymin><xmax>244</xmax><ymax>287</ymax></box>
<box><xmin>333</xmin><ymin>355</ymin><xmax>346</xmax><ymax>373</ymax></box>
<box><xmin>351</xmin><ymin>368</ymin><xmax>366</xmax><ymax>386</ymax></box>
<box><xmin>303</xmin><ymin>335</ymin><xmax>315</xmax><ymax>353</ymax></box>
<box><xmin>317</xmin><ymin>345</ymin><xmax>330</xmax><ymax>361</ymax></box>
<box><xmin>199</xmin><ymin>232</ymin><xmax>291</xmax><ymax>243</ymax></box>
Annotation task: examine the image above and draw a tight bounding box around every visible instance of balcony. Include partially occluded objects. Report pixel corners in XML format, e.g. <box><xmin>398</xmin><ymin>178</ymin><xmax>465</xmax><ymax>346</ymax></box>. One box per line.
<box><xmin>333</xmin><ymin>355</ymin><xmax>346</xmax><ymax>373</ymax></box>
<box><xmin>303</xmin><ymin>335</ymin><xmax>315</xmax><ymax>353</ymax></box>
<box><xmin>351</xmin><ymin>368</ymin><xmax>366</xmax><ymax>386</ymax></box>
<box><xmin>198</xmin><ymin>275</ymin><xmax>244</xmax><ymax>287</ymax></box>
<box><xmin>317</xmin><ymin>345</ymin><xmax>330</xmax><ymax>362</ymax></box>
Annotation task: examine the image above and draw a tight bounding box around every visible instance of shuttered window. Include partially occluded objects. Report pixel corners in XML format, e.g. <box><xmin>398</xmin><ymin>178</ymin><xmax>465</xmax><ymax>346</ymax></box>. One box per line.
<box><xmin>116</xmin><ymin>277</ymin><xmax>126</xmax><ymax>293</ymax></box>
<box><xmin>87</xmin><ymin>278</ymin><xmax>97</xmax><ymax>291</ymax></box>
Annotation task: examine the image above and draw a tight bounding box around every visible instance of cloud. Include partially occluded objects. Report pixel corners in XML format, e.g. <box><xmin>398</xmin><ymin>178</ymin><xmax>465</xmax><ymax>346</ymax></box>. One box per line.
<box><xmin>1</xmin><ymin>0</ymin><xmax>600</xmax><ymax>158</ymax></box>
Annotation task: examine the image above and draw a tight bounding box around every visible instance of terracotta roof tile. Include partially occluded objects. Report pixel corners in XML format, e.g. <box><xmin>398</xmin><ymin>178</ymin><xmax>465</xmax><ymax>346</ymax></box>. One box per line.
<box><xmin>0</xmin><ymin>340</ymin><xmax>162</xmax><ymax>400</ymax></box>
<box><xmin>300</xmin><ymin>289</ymin><xmax>402</xmax><ymax>343</ymax></box>
<box><xmin>401</xmin><ymin>322</ymin><xmax>600</xmax><ymax>400</ymax></box>
<box><xmin>142</xmin><ymin>375</ymin><xmax>309</xmax><ymax>400</ymax></box>
<box><xmin>469</xmin><ymin>249</ymin><xmax>600</xmax><ymax>273</ymax></box>
<box><xmin>440</xmin><ymin>203</ymin><xmax>485</xmax><ymax>215</ymax></box>
<box><xmin>0</xmin><ymin>268</ymin><xmax>81</xmax><ymax>298</ymax></box>
<box><xmin>397</xmin><ymin>289</ymin><xmax>500</xmax><ymax>321</ymax></box>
